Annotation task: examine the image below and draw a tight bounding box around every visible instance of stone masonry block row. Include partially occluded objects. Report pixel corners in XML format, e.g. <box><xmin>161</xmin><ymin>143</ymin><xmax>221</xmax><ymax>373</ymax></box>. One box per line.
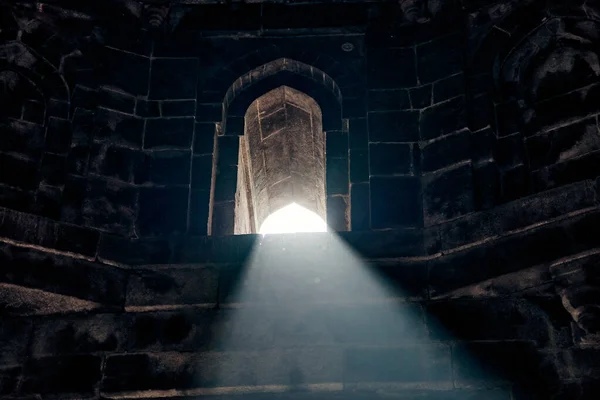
<box><xmin>0</xmin><ymin>176</ymin><xmax>597</xmax><ymax>267</ymax></box>
<box><xmin>19</xmin><ymin>298</ymin><xmax>561</xmax><ymax>360</ymax></box>
<box><xmin>3</xmin><ymin>341</ymin><xmax>558</xmax><ymax>397</ymax></box>
<box><xmin>1</xmin><ymin>207</ymin><xmax>598</xmax><ymax>314</ymax></box>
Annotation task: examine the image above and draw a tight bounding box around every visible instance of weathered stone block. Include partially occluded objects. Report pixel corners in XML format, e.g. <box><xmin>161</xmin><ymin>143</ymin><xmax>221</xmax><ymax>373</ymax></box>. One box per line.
<box><xmin>565</xmin><ymin>210</ymin><xmax>600</xmax><ymax>254</ymax></box>
<box><xmin>0</xmin><ymin>153</ymin><xmax>37</xmax><ymax>190</ymax></box>
<box><xmin>494</xmin><ymin>133</ymin><xmax>525</xmax><ymax>168</ymax></box>
<box><xmin>33</xmin><ymin>184</ymin><xmax>61</xmax><ymax>220</ymax></box>
<box><xmin>430</xmin><ymin>212</ymin><xmax>594</xmax><ymax>295</ymax></box>
<box><xmin>95</xmin><ymin>108</ymin><xmax>144</xmax><ymax>149</ymax></box>
<box><xmin>139</xmin><ymin>150</ymin><xmax>191</xmax><ymax>186</ymax></box>
<box><xmin>135</xmin><ymin>99</ymin><xmax>160</xmax><ymax>118</ymax></box>
<box><xmin>370</xmin><ymin>176</ymin><xmax>422</xmax><ymax>228</ymax></box>
<box><xmin>263</xmin><ymin>2</ymin><xmax>367</xmax><ymax>28</ymax></box>
<box><xmin>493</xmin><ymin>101</ymin><xmax>520</xmax><ymax>137</ymax></box>
<box><xmin>97</xmin><ymin>88</ymin><xmax>135</xmax><ymax>114</ymax></box>
<box><xmin>0</xmin><ymin>208</ymin><xmax>46</xmax><ymax>247</ymax></box>
<box><xmin>126</xmin><ymin>267</ymin><xmax>218</xmax><ymax>308</ymax></box>
<box><xmin>45</xmin><ymin>117</ymin><xmax>72</xmax><ymax>154</ymax></box>
<box><xmin>471</xmin><ymin>126</ymin><xmax>495</xmax><ymax>163</ymax></box>
<box><xmin>126</xmin><ymin>309</ymin><xmax>216</xmax><ymax>352</ymax></box>
<box><xmin>326</xmin><ymin>157</ymin><xmax>349</xmax><ymax>195</ymax></box>
<box><xmin>417</xmin><ymin>33</ymin><xmax>463</xmax><ymax>83</ymax></box>
<box><xmin>326</xmin><ymin>131</ymin><xmax>348</xmax><ymax>158</ymax></box>
<box><xmin>420</xmin><ymin>96</ymin><xmax>467</xmax><ymax>141</ymax></box>
<box><xmin>526</xmin><ymin>118</ymin><xmax>600</xmax><ymax>170</ymax></box>
<box><xmin>525</xmin><ymin>83</ymin><xmax>600</xmax><ymax>134</ymax></box>
<box><xmin>54</xmin><ymin>222</ymin><xmax>100</xmax><ymax>257</ymax></box>
<box><xmin>426</xmin><ymin>299</ymin><xmax>550</xmax><ymax>344</ymax></box>
<box><xmin>47</xmin><ymin>99</ymin><xmax>70</xmax><ymax>119</ymax></box>
<box><xmin>327</xmin><ymin>195</ymin><xmax>349</xmax><ymax>231</ymax></box>
<box><xmin>368</xmin><ymin>47</ymin><xmax>417</xmax><ymax>89</ymax></box>
<box><xmin>368</xmin><ymin>259</ymin><xmax>429</xmax><ymax>298</ymax></box>
<box><xmin>191</xmin><ymin>154</ymin><xmax>213</xmax><ymax>190</ymax></box>
<box><xmin>532</xmin><ymin>150</ymin><xmax>600</xmax><ymax>193</ymax></box>
<box><xmin>434</xmin><ymin>73</ymin><xmax>465</xmax><ymax>104</ymax></box>
<box><xmin>89</xmin><ymin>144</ymin><xmax>144</xmax><ymax>184</ymax></box>
<box><xmin>468</xmin><ymin>93</ymin><xmax>494</xmax><ymax>132</ymax></box>
<box><xmin>103</xmin><ymin>348</ymin><xmax>342</xmax><ymax>393</ymax></box>
<box><xmin>324</xmin><ymin>303</ymin><xmax>426</xmax><ymax>345</ymax></box>
<box><xmin>31</xmin><ymin>314</ymin><xmax>125</xmax><ymax>356</ymax></box>
<box><xmin>100</xmin><ymin>47</ymin><xmax>150</xmax><ymax>96</ymax></box>
<box><xmin>345</xmin><ymin>345</ymin><xmax>452</xmax><ymax>383</ymax></box>
<box><xmin>422</xmin><ymin>163</ymin><xmax>474</xmax><ymax>226</ymax></box>
<box><xmin>452</xmin><ymin>342</ymin><xmax>554</xmax><ymax>390</ymax></box>
<box><xmin>70</xmin><ymin>85</ymin><xmax>96</xmax><ymax>111</ymax></box>
<box><xmin>0</xmin><ymin>366</ymin><xmax>20</xmax><ymax>396</ymax></box>
<box><xmin>0</xmin><ymin>186</ymin><xmax>32</xmax><ymax>215</ymax></box>
<box><xmin>193</xmin><ymin>122</ymin><xmax>216</xmax><ymax>154</ymax></box>
<box><xmin>212</xmin><ymin>201</ymin><xmax>235</xmax><ymax>236</ymax></box>
<box><xmin>250</xmin><ymin>237</ymin><xmax>422</xmax><ymax>304</ymax></box>
<box><xmin>0</xmin><ymin>120</ymin><xmax>45</xmax><ymax>157</ymax></box>
<box><xmin>0</xmin><ymin>318</ymin><xmax>31</xmax><ymax>366</ymax></box>
<box><xmin>421</xmin><ymin>129</ymin><xmax>472</xmax><ymax>172</ymax></box>
<box><xmin>349</xmin><ymin>117</ymin><xmax>368</xmax><ymax>150</ymax></box>
<box><xmin>162</xmin><ymin>100</ymin><xmax>196</xmax><ymax>117</ymax></box>
<box><xmin>343</xmin><ymin>96</ymin><xmax>367</xmax><ymax>118</ymax></box>
<box><xmin>144</xmin><ymin>118</ymin><xmax>194</xmax><ymax>149</ymax></box>
<box><xmin>472</xmin><ymin>162</ymin><xmax>501</xmax><ymax>210</ymax></box>
<box><xmin>369</xmin><ymin>110</ymin><xmax>419</xmax><ymax>142</ymax></box>
<box><xmin>501</xmin><ymin>164</ymin><xmax>529</xmax><ymax>201</ymax></box>
<box><xmin>196</xmin><ymin>103</ymin><xmax>223</xmax><ymax>122</ymax></box>
<box><xmin>59</xmin><ymin>175</ymin><xmax>86</xmax><ymax>224</ymax></box>
<box><xmin>98</xmin><ymin>235</ymin><xmax>171</xmax><ymax>265</ymax></box>
<box><xmin>570</xmin><ymin>348</ymin><xmax>600</xmax><ymax>378</ymax></box>
<box><xmin>82</xmin><ymin>178</ymin><xmax>138</xmax><ymax>236</ymax></box>
<box><xmin>213</xmin><ymin>165</ymin><xmax>237</xmax><ymax>203</ymax></box>
<box><xmin>368</xmin><ymin>89</ymin><xmax>411</xmax><ymax>111</ymax></box>
<box><xmin>39</xmin><ymin>153</ymin><xmax>67</xmax><ymax>186</ymax></box>
<box><xmin>22</xmin><ymin>99</ymin><xmax>44</xmax><ymax>125</ymax></box>
<box><xmin>410</xmin><ymin>85</ymin><xmax>432</xmax><ymax>109</ymax></box>
<box><xmin>150</xmin><ymin>58</ymin><xmax>199</xmax><ymax>100</ymax></box>
<box><xmin>216</xmin><ymin>135</ymin><xmax>239</xmax><ymax>167</ymax></box>
<box><xmin>350</xmin><ymin>182</ymin><xmax>369</xmax><ymax>231</ymax></box>
<box><xmin>369</xmin><ymin>143</ymin><xmax>411</xmax><ymax>175</ymax></box>
<box><xmin>189</xmin><ymin>189</ymin><xmax>210</xmax><ymax>236</ymax></box>
<box><xmin>341</xmin><ymin>228</ymin><xmax>426</xmax><ymax>259</ymax></box>
<box><xmin>21</xmin><ymin>355</ymin><xmax>102</xmax><ymax>395</ymax></box>
<box><xmin>0</xmin><ymin>242</ymin><xmax>127</xmax><ymax>306</ymax></box>
<box><xmin>66</xmin><ymin>145</ymin><xmax>90</xmax><ymax>176</ymax></box>
<box><xmin>350</xmin><ymin>149</ymin><xmax>369</xmax><ymax>183</ymax></box>
<box><xmin>100</xmin><ymin>26</ymin><xmax>152</xmax><ymax>56</ymax></box>
<box><xmin>137</xmin><ymin>187</ymin><xmax>189</xmax><ymax>237</ymax></box>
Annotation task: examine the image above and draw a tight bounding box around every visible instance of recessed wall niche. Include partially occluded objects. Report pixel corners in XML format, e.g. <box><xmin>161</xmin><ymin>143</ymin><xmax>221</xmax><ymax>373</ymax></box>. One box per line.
<box><xmin>234</xmin><ymin>86</ymin><xmax>326</xmax><ymax>234</ymax></box>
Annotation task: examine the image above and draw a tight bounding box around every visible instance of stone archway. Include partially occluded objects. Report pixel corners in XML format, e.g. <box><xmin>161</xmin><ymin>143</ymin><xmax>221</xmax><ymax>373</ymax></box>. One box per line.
<box><xmin>208</xmin><ymin>58</ymin><xmax>347</xmax><ymax>236</ymax></box>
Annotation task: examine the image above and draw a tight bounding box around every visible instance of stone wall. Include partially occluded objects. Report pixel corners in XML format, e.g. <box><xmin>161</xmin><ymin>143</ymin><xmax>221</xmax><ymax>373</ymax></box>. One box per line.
<box><xmin>1</xmin><ymin>0</ymin><xmax>600</xmax><ymax>399</ymax></box>
<box><xmin>0</xmin><ymin>177</ymin><xmax>600</xmax><ymax>398</ymax></box>
<box><xmin>1</xmin><ymin>1</ymin><xmax>597</xmax><ymax>239</ymax></box>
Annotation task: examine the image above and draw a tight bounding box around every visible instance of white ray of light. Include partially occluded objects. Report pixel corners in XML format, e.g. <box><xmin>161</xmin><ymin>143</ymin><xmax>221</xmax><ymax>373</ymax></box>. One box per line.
<box><xmin>259</xmin><ymin>203</ymin><xmax>327</xmax><ymax>235</ymax></box>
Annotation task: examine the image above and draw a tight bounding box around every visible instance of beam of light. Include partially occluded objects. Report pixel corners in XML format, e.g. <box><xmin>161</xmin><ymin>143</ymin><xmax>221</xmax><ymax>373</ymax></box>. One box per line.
<box><xmin>204</xmin><ymin>233</ymin><xmax>497</xmax><ymax>397</ymax></box>
<box><xmin>208</xmin><ymin>230</ymin><xmax>437</xmax><ymax>395</ymax></box>
<box><xmin>259</xmin><ymin>203</ymin><xmax>327</xmax><ymax>235</ymax></box>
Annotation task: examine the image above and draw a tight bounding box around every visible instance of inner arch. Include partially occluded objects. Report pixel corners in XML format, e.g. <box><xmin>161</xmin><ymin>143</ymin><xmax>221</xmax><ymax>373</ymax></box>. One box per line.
<box><xmin>234</xmin><ymin>86</ymin><xmax>326</xmax><ymax>234</ymax></box>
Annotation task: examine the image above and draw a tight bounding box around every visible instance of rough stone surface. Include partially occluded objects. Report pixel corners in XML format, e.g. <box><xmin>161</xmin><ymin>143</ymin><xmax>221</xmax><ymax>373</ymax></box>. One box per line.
<box><xmin>0</xmin><ymin>1</ymin><xmax>599</xmax><ymax>399</ymax></box>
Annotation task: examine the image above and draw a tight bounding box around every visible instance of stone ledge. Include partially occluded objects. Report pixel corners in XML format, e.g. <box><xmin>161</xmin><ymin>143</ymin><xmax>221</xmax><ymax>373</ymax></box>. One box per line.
<box><xmin>0</xmin><ymin>180</ymin><xmax>596</xmax><ymax>276</ymax></box>
<box><xmin>99</xmin><ymin>387</ymin><xmax>512</xmax><ymax>400</ymax></box>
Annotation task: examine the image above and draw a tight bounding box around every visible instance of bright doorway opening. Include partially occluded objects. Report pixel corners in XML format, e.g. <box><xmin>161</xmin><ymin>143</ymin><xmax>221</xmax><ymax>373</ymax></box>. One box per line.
<box><xmin>259</xmin><ymin>203</ymin><xmax>327</xmax><ymax>235</ymax></box>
